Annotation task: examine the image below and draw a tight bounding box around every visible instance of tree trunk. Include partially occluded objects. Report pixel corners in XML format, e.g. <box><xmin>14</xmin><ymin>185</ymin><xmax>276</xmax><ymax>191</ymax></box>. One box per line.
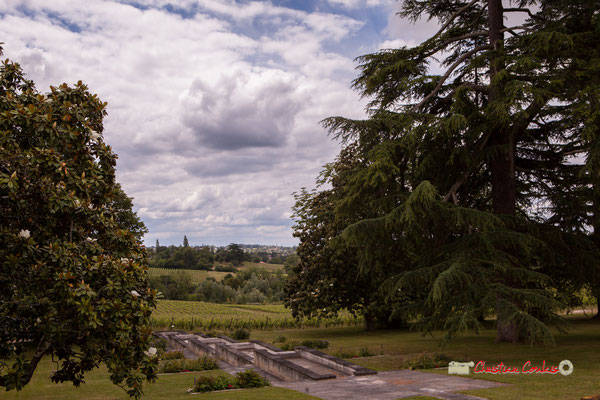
<box><xmin>487</xmin><ymin>0</ymin><xmax>515</xmax><ymax>217</ymax></box>
<box><xmin>593</xmin><ymin>184</ymin><xmax>600</xmax><ymax>319</ymax></box>
<box><xmin>364</xmin><ymin>309</ymin><xmax>377</xmax><ymax>330</ymax></box>
<box><xmin>487</xmin><ymin>0</ymin><xmax>520</xmax><ymax>342</ymax></box>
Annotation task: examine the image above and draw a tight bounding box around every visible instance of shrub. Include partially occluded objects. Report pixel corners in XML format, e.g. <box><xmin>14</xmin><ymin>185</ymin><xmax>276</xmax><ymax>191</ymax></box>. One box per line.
<box><xmin>231</xmin><ymin>327</ymin><xmax>250</xmax><ymax>341</ymax></box>
<box><xmin>407</xmin><ymin>353</ymin><xmax>451</xmax><ymax>370</ymax></box>
<box><xmin>158</xmin><ymin>356</ymin><xmax>219</xmax><ymax>373</ymax></box>
<box><xmin>279</xmin><ymin>339</ymin><xmax>329</xmax><ymax>351</ymax></box>
<box><xmin>191</xmin><ymin>370</ymin><xmax>269</xmax><ymax>393</ymax></box>
<box><xmin>358</xmin><ymin>347</ymin><xmax>374</xmax><ymax>357</ymax></box>
<box><xmin>302</xmin><ymin>339</ymin><xmax>328</xmax><ymax>349</ymax></box>
<box><xmin>273</xmin><ymin>335</ymin><xmax>287</xmax><ymax>343</ymax></box>
<box><xmin>333</xmin><ymin>349</ymin><xmax>358</xmax><ymax>359</ymax></box>
<box><xmin>193</xmin><ymin>375</ymin><xmax>235</xmax><ymax>392</ymax></box>
<box><xmin>235</xmin><ymin>369</ymin><xmax>270</xmax><ymax>388</ymax></box>
<box><xmin>160</xmin><ymin>351</ymin><xmax>184</xmax><ymax>360</ymax></box>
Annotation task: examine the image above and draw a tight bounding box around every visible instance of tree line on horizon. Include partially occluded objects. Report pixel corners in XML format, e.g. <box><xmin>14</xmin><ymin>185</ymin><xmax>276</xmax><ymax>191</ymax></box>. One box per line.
<box><xmin>150</xmin><ymin>238</ymin><xmax>291</xmax><ymax>270</ymax></box>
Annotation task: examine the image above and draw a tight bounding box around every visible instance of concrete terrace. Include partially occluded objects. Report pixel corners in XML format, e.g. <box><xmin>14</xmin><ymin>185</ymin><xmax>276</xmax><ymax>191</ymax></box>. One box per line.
<box><xmin>154</xmin><ymin>331</ymin><xmax>506</xmax><ymax>400</ymax></box>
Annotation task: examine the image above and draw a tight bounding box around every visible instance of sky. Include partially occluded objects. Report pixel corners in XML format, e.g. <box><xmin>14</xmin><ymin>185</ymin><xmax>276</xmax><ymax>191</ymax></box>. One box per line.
<box><xmin>0</xmin><ymin>0</ymin><xmax>439</xmax><ymax>246</ymax></box>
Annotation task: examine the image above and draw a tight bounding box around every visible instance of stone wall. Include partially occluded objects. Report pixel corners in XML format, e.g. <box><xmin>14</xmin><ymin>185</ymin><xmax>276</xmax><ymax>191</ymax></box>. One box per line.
<box><xmin>295</xmin><ymin>346</ymin><xmax>376</xmax><ymax>376</ymax></box>
<box><xmin>253</xmin><ymin>349</ymin><xmax>336</xmax><ymax>382</ymax></box>
<box><xmin>214</xmin><ymin>342</ymin><xmax>253</xmax><ymax>366</ymax></box>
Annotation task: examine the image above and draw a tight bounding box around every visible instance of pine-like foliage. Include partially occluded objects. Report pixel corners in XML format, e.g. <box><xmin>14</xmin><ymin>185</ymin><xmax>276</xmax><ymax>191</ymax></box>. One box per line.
<box><xmin>289</xmin><ymin>0</ymin><xmax>600</xmax><ymax>344</ymax></box>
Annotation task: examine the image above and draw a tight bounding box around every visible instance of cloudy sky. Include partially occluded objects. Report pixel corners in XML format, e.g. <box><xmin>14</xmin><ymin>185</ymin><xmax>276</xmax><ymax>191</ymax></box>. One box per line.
<box><xmin>0</xmin><ymin>0</ymin><xmax>437</xmax><ymax>246</ymax></box>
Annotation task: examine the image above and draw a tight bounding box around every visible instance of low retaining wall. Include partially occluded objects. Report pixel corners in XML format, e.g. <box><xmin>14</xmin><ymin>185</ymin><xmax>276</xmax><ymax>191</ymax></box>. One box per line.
<box><xmin>187</xmin><ymin>337</ymin><xmax>216</xmax><ymax>357</ymax></box>
<box><xmin>295</xmin><ymin>346</ymin><xmax>377</xmax><ymax>376</ymax></box>
<box><xmin>215</xmin><ymin>342</ymin><xmax>253</xmax><ymax>366</ymax></box>
<box><xmin>250</xmin><ymin>340</ymin><xmax>284</xmax><ymax>352</ymax></box>
<box><xmin>254</xmin><ymin>349</ymin><xmax>335</xmax><ymax>382</ymax></box>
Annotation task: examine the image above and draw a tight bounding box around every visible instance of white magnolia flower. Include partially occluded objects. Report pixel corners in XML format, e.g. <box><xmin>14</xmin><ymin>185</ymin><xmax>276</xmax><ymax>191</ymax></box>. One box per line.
<box><xmin>144</xmin><ymin>347</ymin><xmax>157</xmax><ymax>357</ymax></box>
<box><xmin>89</xmin><ymin>130</ymin><xmax>101</xmax><ymax>141</ymax></box>
<box><xmin>86</xmin><ymin>237</ymin><xmax>97</xmax><ymax>242</ymax></box>
<box><xmin>74</xmin><ymin>199</ymin><xmax>81</xmax><ymax>207</ymax></box>
<box><xmin>131</xmin><ymin>290</ymin><xmax>140</xmax><ymax>297</ymax></box>
<box><xmin>19</xmin><ymin>229</ymin><xmax>30</xmax><ymax>239</ymax></box>
<box><xmin>36</xmin><ymin>317</ymin><xmax>41</xmax><ymax>324</ymax></box>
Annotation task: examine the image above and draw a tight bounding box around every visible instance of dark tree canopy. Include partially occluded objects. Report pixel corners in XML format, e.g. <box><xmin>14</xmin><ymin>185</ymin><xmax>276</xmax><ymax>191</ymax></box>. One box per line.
<box><xmin>287</xmin><ymin>0</ymin><xmax>600</xmax><ymax>344</ymax></box>
<box><xmin>0</xmin><ymin>51</ymin><xmax>157</xmax><ymax>396</ymax></box>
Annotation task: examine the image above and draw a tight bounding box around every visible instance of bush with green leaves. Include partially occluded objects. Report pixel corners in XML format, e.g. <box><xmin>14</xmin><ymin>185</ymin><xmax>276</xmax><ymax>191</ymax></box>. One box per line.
<box><xmin>273</xmin><ymin>335</ymin><xmax>287</xmax><ymax>343</ymax></box>
<box><xmin>0</xmin><ymin>48</ymin><xmax>156</xmax><ymax>397</ymax></box>
<box><xmin>192</xmin><ymin>374</ymin><xmax>234</xmax><ymax>392</ymax></box>
<box><xmin>160</xmin><ymin>351</ymin><xmax>184</xmax><ymax>361</ymax></box>
<box><xmin>234</xmin><ymin>369</ymin><xmax>270</xmax><ymax>388</ymax></box>
<box><xmin>230</xmin><ymin>327</ymin><xmax>250</xmax><ymax>341</ymax></box>
<box><xmin>279</xmin><ymin>339</ymin><xmax>328</xmax><ymax>351</ymax></box>
<box><xmin>358</xmin><ymin>347</ymin><xmax>375</xmax><ymax>357</ymax></box>
<box><xmin>191</xmin><ymin>369</ymin><xmax>269</xmax><ymax>393</ymax></box>
<box><xmin>407</xmin><ymin>353</ymin><xmax>452</xmax><ymax>370</ymax></box>
<box><xmin>158</xmin><ymin>356</ymin><xmax>218</xmax><ymax>373</ymax></box>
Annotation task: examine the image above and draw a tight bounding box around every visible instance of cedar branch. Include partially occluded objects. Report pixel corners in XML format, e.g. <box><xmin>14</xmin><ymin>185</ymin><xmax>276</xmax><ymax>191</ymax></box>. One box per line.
<box><xmin>413</xmin><ymin>45</ymin><xmax>492</xmax><ymax>111</ymax></box>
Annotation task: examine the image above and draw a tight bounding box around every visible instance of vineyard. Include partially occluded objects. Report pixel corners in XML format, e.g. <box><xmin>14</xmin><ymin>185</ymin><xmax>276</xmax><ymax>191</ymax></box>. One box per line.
<box><xmin>151</xmin><ymin>300</ymin><xmax>364</xmax><ymax>331</ymax></box>
<box><xmin>148</xmin><ymin>268</ymin><xmax>231</xmax><ymax>283</ymax></box>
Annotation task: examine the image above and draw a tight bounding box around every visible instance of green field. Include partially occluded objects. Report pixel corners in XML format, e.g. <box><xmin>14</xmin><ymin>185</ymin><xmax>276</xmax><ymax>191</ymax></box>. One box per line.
<box><xmin>238</xmin><ymin>261</ymin><xmax>285</xmax><ymax>272</ymax></box>
<box><xmin>151</xmin><ymin>300</ymin><xmax>363</xmax><ymax>330</ymax></box>
<box><xmin>148</xmin><ymin>268</ymin><xmax>232</xmax><ymax>282</ymax></box>
<box><xmin>148</xmin><ymin>261</ymin><xmax>284</xmax><ymax>284</ymax></box>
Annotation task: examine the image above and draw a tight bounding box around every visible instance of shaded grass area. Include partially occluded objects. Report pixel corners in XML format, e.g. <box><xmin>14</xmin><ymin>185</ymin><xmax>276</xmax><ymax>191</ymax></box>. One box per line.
<box><xmin>252</xmin><ymin>318</ymin><xmax>600</xmax><ymax>400</ymax></box>
<box><xmin>1</xmin><ymin>361</ymin><xmax>318</xmax><ymax>400</ymax></box>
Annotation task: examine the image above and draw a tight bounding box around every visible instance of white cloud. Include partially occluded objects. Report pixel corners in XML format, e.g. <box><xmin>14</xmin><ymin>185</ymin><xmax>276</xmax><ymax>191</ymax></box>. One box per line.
<box><xmin>0</xmin><ymin>0</ymin><xmax>410</xmax><ymax>245</ymax></box>
<box><xmin>328</xmin><ymin>0</ymin><xmax>392</xmax><ymax>9</ymax></box>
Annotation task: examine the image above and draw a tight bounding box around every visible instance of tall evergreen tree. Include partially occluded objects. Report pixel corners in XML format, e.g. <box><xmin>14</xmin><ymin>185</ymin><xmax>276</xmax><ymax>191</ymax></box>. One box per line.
<box><xmin>289</xmin><ymin>0</ymin><xmax>600</xmax><ymax>344</ymax></box>
<box><xmin>183</xmin><ymin>235</ymin><xmax>189</xmax><ymax>248</ymax></box>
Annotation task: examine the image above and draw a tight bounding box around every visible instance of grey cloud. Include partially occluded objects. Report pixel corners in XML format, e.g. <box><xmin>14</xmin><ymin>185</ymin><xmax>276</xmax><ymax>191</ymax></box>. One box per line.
<box><xmin>180</xmin><ymin>69</ymin><xmax>304</xmax><ymax>150</ymax></box>
<box><xmin>183</xmin><ymin>153</ymin><xmax>276</xmax><ymax>178</ymax></box>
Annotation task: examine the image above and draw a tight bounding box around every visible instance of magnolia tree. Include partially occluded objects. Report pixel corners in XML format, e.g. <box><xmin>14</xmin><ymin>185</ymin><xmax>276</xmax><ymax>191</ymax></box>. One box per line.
<box><xmin>0</xmin><ymin>50</ymin><xmax>157</xmax><ymax>397</ymax></box>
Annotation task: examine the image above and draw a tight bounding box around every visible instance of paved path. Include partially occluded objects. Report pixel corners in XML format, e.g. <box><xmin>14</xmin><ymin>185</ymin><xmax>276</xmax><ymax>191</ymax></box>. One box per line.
<box><xmin>166</xmin><ymin>337</ymin><xmax>503</xmax><ymax>399</ymax></box>
<box><xmin>272</xmin><ymin>370</ymin><xmax>506</xmax><ymax>400</ymax></box>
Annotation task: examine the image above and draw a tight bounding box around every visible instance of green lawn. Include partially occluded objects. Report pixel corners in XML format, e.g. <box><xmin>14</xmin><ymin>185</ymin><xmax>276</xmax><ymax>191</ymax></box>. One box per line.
<box><xmin>251</xmin><ymin>318</ymin><xmax>600</xmax><ymax>400</ymax></box>
<box><xmin>5</xmin><ymin>317</ymin><xmax>600</xmax><ymax>400</ymax></box>
<box><xmin>2</xmin><ymin>362</ymin><xmax>318</xmax><ymax>400</ymax></box>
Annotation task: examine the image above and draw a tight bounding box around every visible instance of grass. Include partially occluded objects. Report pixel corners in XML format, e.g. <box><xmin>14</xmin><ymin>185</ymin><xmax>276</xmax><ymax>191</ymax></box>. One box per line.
<box><xmin>252</xmin><ymin>317</ymin><xmax>600</xmax><ymax>400</ymax></box>
<box><xmin>0</xmin><ymin>361</ymin><xmax>318</xmax><ymax>400</ymax></box>
<box><xmin>238</xmin><ymin>261</ymin><xmax>284</xmax><ymax>272</ymax></box>
<box><xmin>148</xmin><ymin>262</ymin><xmax>284</xmax><ymax>285</ymax></box>
<box><xmin>7</xmin><ymin>307</ymin><xmax>600</xmax><ymax>400</ymax></box>
<box><xmin>148</xmin><ymin>268</ymin><xmax>231</xmax><ymax>283</ymax></box>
